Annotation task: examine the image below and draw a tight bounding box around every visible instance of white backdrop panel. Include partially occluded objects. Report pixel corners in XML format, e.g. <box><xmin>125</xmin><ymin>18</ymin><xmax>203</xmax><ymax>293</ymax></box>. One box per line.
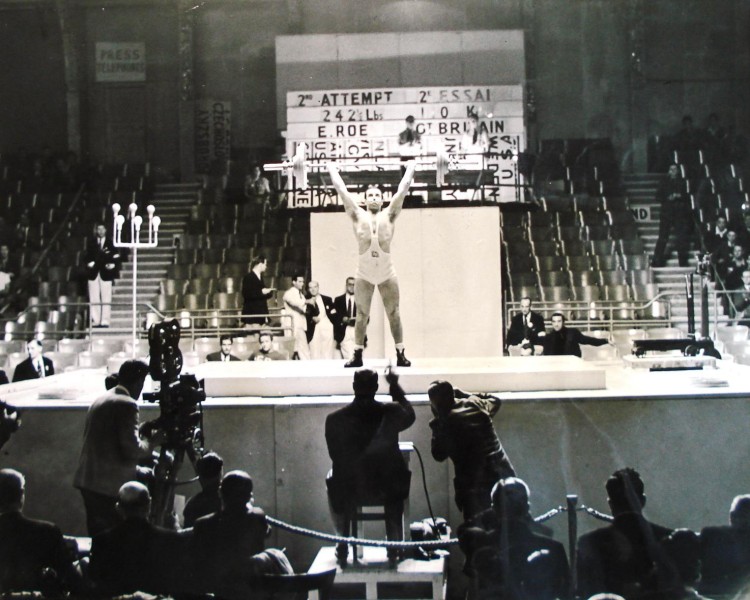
<box><xmin>310</xmin><ymin>206</ymin><xmax>503</xmax><ymax>360</ymax></box>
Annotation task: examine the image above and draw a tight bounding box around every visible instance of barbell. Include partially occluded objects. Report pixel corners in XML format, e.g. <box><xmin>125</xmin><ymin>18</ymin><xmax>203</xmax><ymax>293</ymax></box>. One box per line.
<box><xmin>264</xmin><ymin>142</ymin><xmax>464</xmax><ymax>189</ymax></box>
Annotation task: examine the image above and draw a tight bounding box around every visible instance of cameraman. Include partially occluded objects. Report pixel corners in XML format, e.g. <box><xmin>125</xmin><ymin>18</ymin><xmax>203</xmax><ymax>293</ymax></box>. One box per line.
<box><xmin>73</xmin><ymin>360</ymin><xmax>164</xmax><ymax>535</ymax></box>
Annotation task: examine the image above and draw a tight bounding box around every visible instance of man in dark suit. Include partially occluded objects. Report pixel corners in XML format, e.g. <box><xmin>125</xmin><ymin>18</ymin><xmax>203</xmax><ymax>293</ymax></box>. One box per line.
<box><xmin>576</xmin><ymin>468</ymin><xmax>678</xmax><ymax>599</ymax></box>
<box><xmin>542</xmin><ymin>313</ymin><xmax>610</xmax><ymax>357</ymax></box>
<box><xmin>0</xmin><ymin>468</ymin><xmax>82</xmax><ymax>594</ymax></box>
<box><xmin>73</xmin><ymin>360</ymin><xmax>164</xmax><ymax>535</ymax></box>
<box><xmin>206</xmin><ymin>335</ymin><xmax>241</xmax><ymax>362</ymax></box>
<box><xmin>183</xmin><ymin>452</ymin><xmax>224</xmax><ymax>528</ymax></box>
<box><xmin>85</xmin><ymin>223</ymin><xmax>120</xmax><ymax>328</ymax></box>
<box><xmin>12</xmin><ymin>339</ymin><xmax>54</xmax><ymax>382</ymax></box>
<box><xmin>325</xmin><ymin>367</ymin><xmax>415</xmax><ymax>566</ymax></box>
<box><xmin>333</xmin><ymin>276</ymin><xmax>357</xmax><ymax>360</ymax></box>
<box><xmin>505</xmin><ymin>296</ymin><xmax>546</xmax><ymax>351</ymax></box>
<box><xmin>191</xmin><ymin>470</ymin><xmax>292</xmax><ymax>592</ymax></box>
<box><xmin>241</xmin><ymin>255</ymin><xmax>275</xmax><ymax>327</ymax></box>
<box><xmin>89</xmin><ymin>481</ymin><xmax>190</xmax><ymax>596</ymax></box>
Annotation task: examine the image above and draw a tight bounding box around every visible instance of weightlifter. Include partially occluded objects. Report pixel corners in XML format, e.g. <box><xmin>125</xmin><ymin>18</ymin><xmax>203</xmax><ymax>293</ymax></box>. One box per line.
<box><xmin>327</xmin><ymin>160</ymin><xmax>417</xmax><ymax>367</ymax></box>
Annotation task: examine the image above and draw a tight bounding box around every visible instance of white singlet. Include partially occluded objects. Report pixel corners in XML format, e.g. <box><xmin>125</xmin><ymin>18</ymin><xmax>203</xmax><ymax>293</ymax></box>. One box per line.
<box><xmin>355</xmin><ymin>217</ymin><xmax>397</xmax><ymax>285</ymax></box>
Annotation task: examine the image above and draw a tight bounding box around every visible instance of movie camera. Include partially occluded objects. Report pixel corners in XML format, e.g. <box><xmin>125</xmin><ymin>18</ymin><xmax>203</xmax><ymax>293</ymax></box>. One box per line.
<box><xmin>141</xmin><ymin>319</ymin><xmax>207</xmax><ymax>526</ymax></box>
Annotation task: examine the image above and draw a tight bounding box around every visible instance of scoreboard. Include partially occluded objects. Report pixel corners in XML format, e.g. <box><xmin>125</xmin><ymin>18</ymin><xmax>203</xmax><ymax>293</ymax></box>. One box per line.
<box><xmin>282</xmin><ymin>85</ymin><xmax>526</xmax><ymax>207</ymax></box>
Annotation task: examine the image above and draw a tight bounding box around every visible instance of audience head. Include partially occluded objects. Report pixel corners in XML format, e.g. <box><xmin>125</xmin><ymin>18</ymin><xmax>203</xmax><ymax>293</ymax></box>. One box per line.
<box><xmin>195</xmin><ymin>452</ymin><xmax>224</xmax><ymax>487</ymax></box>
<box><xmin>606</xmin><ymin>467</ymin><xmax>646</xmax><ymax>515</ymax></box>
<box><xmin>117</xmin><ymin>359</ymin><xmax>150</xmax><ymax>400</ymax></box>
<box><xmin>550</xmin><ymin>312</ymin><xmax>565</xmax><ymax>331</ymax></box>
<box><xmin>742</xmin><ymin>271</ymin><xmax>750</xmax><ymax>288</ymax></box>
<box><xmin>345</xmin><ymin>277</ymin><xmax>355</xmax><ymax>293</ymax></box>
<box><xmin>26</xmin><ymin>339</ymin><xmax>42</xmax><ymax>360</ymax></box>
<box><xmin>733</xmin><ymin>244</ymin><xmax>745</xmax><ymax>259</ymax></box>
<box><xmin>308</xmin><ymin>280</ymin><xmax>320</xmax><ymax>296</ymax></box>
<box><xmin>0</xmin><ymin>468</ymin><xmax>25</xmax><ymax>513</ymax></box>
<box><xmin>251</xmin><ymin>255</ymin><xmax>267</xmax><ymax>272</ymax></box>
<box><xmin>667</xmin><ymin>164</ymin><xmax>680</xmax><ymax>179</ymax></box>
<box><xmin>219</xmin><ymin>335</ymin><xmax>233</xmax><ymax>356</ymax></box>
<box><xmin>491</xmin><ymin>477</ymin><xmax>531</xmax><ymax>520</ymax></box>
<box><xmin>662</xmin><ymin>528</ymin><xmax>700</xmax><ymax>586</ymax></box>
<box><xmin>116</xmin><ymin>481</ymin><xmax>151</xmax><ymax>520</ymax></box>
<box><xmin>520</xmin><ymin>296</ymin><xmax>532</xmax><ymax>316</ymax></box>
<box><xmin>428</xmin><ymin>380</ymin><xmax>455</xmax><ymax>417</ymax></box>
<box><xmin>0</xmin><ymin>244</ymin><xmax>8</xmax><ymax>259</ymax></box>
<box><xmin>292</xmin><ymin>273</ymin><xmax>305</xmax><ymax>290</ymax></box>
<box><xmin>730</xmin><ymin>494</ymin><xmax>750</xmax><ymax>530</ymax></box>
<box><xmin>716</xmin><ymin>216</ymin><xmax>728</xmax><ymax>231</ymax></box>
<box><xmin>259</xmin><ymin>330</ymin><xmax>274</xmax><ymax>352</ymax></box>
<box><xmin>220</xmin><ymin>470</ymin><xmax>254</xmax><ymax>511</ymax></box>
<box><xmin>727</xmin><ymin>230</ymin><xmax>737</xmax><ymax>244</ymax></box>
<box><xmin>95</xmin><ymin>223</ymin><xmax>107</xmax><ymax>238</ymax></box>
<box><xmin>353</xmin><ymin>368</ymin><xmax>378</xmax><ymax>396</ymax></box>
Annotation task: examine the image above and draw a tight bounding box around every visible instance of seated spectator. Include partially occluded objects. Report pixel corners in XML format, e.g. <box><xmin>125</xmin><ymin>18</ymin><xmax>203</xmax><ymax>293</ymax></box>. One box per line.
<box><xmin>206</xmin><ymin>335</ymin><xmax>241</xmax><ymax>362</ymax></box>
<box><xmin>576</xmin><ymin>468</ymin><xmax>678</xmax><ymax>599</ymax></box>
<box><xmin>505</xmin><ymin>296</ymin><xmax>546</xmax><ymax>352</ymax></box>
<box><xmin>713</xmin><ymin>229</ymin><xmax>737</xmax><ymax>279</ymax></box>
<box><xmin>191</xmin><ymin>470</ymin><xmax>292</xmax><ymax>592</ymax></box>
<box><xmin>736</xmin><ymin>213</ymin><xmax>750</xmax><ymax>254</ymax></box>
<box><xmin>0</xmin><ymin>468</ymin><xmax>82</xmax><ymax>594</ymax></box>
<box><xmin>731</xmin><ymin>270</ymin><xmax>750</xmax><ymax>326</ymax></box>
<box><xmin>724</xmin><ymin>244</ymin><xmax>748</xmax><ymax>290</ymax></box>
<box><xmin>705</xmin><ymin>216</ymin><xmax>729</xmax><ymax>254</ymax></box>
<box><xmin>89</xmin><ymin>481</ymin><xmax>190</xmax><ymax>596</ymax></box>
<box><xmin>699</xmin><ymin>494</ymin><xmax>750</xmax><ymax>596</ymax></box>
<box><xmin>0</xmin><ymin>243</ymin><xmax>18</xmax><ymax>279</ymax></box>
<box><xmin>541</xmin><ymin>313</ymin><xmax>610</xmax><ymax>357</ymax></box>
<box><xmin>661</xmin><ymin>529</ymin><xmax>703</xmax><ymax>600</ymax></box>
<box><xmin>13</xmin><ymin>339</ymin><xmax>54</xmax><ymax>382</ymax></box>
<box><xmin>457</xmin><ymin>477</ymin><xmax>570</xmax><ymax>600</ymax></box>
<box><xmin>248</xmin><ymin>330</ymin><xmax>287</xmax><ymax>361</ymax></box>
<box><xmin>183</xmin><ymin>452</ymin><xmax>224</xmax><ymax>528</ymax></box>
<box><xmin>326</xmin><ymin>367</ymin><xmax>415</xmax><ymax>567</ymax></box>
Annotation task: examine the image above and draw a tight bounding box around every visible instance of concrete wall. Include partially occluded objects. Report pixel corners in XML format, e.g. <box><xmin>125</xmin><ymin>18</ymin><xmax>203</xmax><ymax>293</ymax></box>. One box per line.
<box><xmin>0</xmin><ymin>0</ymin><xmax>746</xmax><ymax>174</ymax></box>
<box><xmin>3</xmin><ymin>393</ymin><xmax>749</xmax><ymax>572</ymax></box>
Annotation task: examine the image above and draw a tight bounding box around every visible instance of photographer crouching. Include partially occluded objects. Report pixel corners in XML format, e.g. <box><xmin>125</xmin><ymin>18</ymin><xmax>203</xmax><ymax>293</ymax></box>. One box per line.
<box><xmin>73</xmin><ymin>359</ymin><xmax>165</xmax><ymax>536</ymax></box>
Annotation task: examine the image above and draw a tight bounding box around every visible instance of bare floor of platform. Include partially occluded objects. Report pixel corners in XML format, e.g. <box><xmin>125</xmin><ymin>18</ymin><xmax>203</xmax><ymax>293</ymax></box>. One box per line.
<box><xmin>308</xmin><ymin>546</ymin><xmax>446</xmax><ymax>600</ymax></box>
<box><xmin>195</xmin><ymin>356</ymin><xmax>607</xmax><ymax>397</ymax></box>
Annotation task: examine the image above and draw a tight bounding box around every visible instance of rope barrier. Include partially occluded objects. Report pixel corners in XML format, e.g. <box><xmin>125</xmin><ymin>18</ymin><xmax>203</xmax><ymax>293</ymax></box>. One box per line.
<box><xmin>266</xmin><ymin>516</ymin><xmax>458</xmax><ymax>548</ymax></box>
<box><xmin>265</xmin><ymin>502</ymin><xmax>612</xmax><ymax>548</ymax></box>
<box><xmin>580</xmin><ymin>505</ymin><xmax>614</xmax><ymax>523</ymax></box>
<box><xmin>533</xmin><ymin>506</ymin><xmax>565</xmax><ymax>523</ymax></box>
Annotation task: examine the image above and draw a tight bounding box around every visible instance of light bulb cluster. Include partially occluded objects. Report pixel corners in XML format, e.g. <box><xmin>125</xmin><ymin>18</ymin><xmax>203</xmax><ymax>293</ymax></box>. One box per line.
<box><xmin>112</xmin><ymin>202</ymin><xmax>160</xmax><ymax>247</ymax></box>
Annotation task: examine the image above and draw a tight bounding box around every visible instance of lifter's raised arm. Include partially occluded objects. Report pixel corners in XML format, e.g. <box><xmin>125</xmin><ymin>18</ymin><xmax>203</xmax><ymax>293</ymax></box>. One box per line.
<box><xmin>327</xmin><ymin>162</ymin><xmax>361</xmax><ymax>219</ymax></box>
<box><xmin>385</xmin><ymin>160</ymin><xmax>417</xmax><ymax>221</ymax></box>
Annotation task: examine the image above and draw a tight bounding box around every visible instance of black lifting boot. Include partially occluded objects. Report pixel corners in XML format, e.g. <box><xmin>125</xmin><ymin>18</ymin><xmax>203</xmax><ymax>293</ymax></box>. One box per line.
<box><xmin>344</xmin><ymin>348</ymin><xmax>363</xmax><ymax>368</ymax></box>
<box><xmin>396</xmin><ymin>348</ymin><xmax>411</xmax><ymax>367</ymax></box>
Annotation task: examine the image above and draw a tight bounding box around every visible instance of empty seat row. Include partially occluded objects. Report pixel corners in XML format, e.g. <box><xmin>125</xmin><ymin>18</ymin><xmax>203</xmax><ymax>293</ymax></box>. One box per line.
<box><xmin>510</xmin><ymin>269</ymin><xmax>654</xmax><ymax>289</ymax></box>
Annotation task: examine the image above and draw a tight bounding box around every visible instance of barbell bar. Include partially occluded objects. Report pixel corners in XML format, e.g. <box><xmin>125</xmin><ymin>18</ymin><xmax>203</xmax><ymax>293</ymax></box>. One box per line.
<box><xmin>264</xmin><ymin>142</ymin><xmax>468</xmax><ymax>189</ymax></box>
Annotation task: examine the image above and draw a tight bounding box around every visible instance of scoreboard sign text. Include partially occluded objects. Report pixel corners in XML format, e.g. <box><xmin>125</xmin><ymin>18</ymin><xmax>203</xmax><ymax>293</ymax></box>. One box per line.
<box><xmin>284</xmin><ymin>85</ymin><xmax>526</xmax><ymax>207</ymax></box>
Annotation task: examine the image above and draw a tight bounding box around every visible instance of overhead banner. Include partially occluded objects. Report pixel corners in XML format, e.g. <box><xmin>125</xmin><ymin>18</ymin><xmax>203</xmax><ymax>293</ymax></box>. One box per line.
<box><xmin>195</xmin><ymin>100</ymin><xmax>232</xmax><ymax>175</ymax></box>
<box><xmin>95</xmin><ymin>42</ymin><xmax>146</xmax><ymax>82</ymax></box>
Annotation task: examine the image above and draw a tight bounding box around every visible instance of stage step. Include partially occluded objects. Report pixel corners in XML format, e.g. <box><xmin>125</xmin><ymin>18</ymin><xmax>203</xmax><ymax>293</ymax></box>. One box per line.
<box><xmin>308</xmin><ymin>546</ymin><xmax>446</xmax><ymax>600</ymax></box>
